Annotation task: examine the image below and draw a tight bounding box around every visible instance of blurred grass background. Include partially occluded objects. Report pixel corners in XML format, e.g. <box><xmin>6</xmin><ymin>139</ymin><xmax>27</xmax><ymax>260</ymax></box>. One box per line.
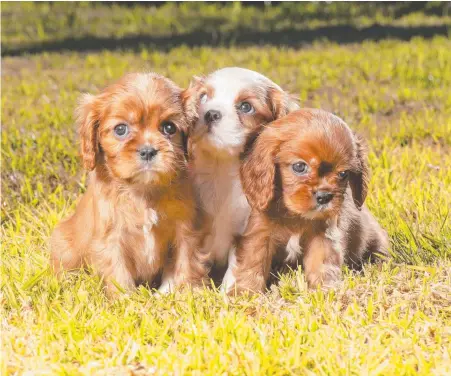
<box><xmin>2</xmin><ymin>2</ymin><xmax>451</xmax><ymax>375</ymax></box>
<box><xmin>2</xmin><ymin>1</ymin><xmax>451</xmax><ymax>54</ymax></box>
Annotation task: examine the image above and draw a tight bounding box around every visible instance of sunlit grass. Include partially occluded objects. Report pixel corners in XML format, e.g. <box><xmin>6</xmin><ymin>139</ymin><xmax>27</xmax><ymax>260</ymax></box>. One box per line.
<box><xmin>2</xmin><ymin>6</ymin><xmax>451</xmax><ymax>374</ymax></box>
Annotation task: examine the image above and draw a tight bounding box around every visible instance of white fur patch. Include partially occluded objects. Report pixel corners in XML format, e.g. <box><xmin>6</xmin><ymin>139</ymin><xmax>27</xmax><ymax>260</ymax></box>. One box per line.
<box><xmin>143</xmin><ymin>130</ymin><xmax>152</xmax><ymax>142</ymax></box>
<box><xmin>143</xmin><ymin>208</ymin><xmax>158</xmax><ymax>265</ymax></box>
<box><xmin>285</xmin><ymin>234</ymin><xmax>302</xmax><ymax>263</ymax></box>
<box><xmin>221</xmin><ymin>247</ymin><xmax>237</xmax><ymax>293</ymax></box>
<box><xmin>158</xmin><ymin>276</ymin><xmax>175</xmax><ymax>294</ymax></box>
<box><xmin>325</xmin><ymin>217</ymin><xmax>344</xmax><ymax>261</ymax></box>
<box><xmin>194</xmin><ymin>157</ymin><xmax>250</xmax><ymax>266</ymax></box>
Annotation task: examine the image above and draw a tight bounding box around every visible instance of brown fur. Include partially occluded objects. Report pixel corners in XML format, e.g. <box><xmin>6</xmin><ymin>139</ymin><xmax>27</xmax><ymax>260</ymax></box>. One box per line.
<box><xmin>232</xmin><ymin>109</ymin><xmax>389</xmax><ymax>294</ymax></box>
<box><xmin>50</xmin><ymin>73</ymin><xmax>208</xmax><ymax>297</ymax></box>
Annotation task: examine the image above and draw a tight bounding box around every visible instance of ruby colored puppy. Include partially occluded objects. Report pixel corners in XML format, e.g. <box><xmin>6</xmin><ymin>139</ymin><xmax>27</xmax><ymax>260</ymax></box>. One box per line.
<box><xmin>50</xmin><ymin>73</ymin><xmax>207</xmax><ymax>297</ymax></box>
<box><xmin>230</xmin><ymin>109</ymin><xmax>389</xmax><ymax>293</ymax></box>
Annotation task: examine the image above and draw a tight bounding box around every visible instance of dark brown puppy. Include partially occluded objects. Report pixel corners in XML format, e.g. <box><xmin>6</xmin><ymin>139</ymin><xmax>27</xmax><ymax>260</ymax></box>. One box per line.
<box><xmin>229</xmin><ymin>109</ymin><xmax>389</xmax><ymax>293</ymax></box>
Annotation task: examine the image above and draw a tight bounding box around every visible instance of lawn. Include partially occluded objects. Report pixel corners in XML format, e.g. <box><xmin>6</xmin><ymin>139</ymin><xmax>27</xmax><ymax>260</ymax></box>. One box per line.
<box><xmin>1</xmin><ymin>2</ymin><xmax>451</xmax><ymax>375</ymax></box>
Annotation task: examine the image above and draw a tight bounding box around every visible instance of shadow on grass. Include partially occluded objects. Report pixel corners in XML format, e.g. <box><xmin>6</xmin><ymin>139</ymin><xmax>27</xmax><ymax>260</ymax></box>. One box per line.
<box><xmin>3</xmin><ymin>24</ymin><xmax>450</xmax><ymax>57</ymax></box>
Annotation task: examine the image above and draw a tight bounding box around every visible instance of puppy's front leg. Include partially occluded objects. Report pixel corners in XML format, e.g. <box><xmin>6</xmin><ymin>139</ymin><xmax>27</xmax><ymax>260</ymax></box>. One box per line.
<box><xmin>230</xmin><ymin>212</ymin><xmax>275</xmax><ymax>294</ymax></box>
<box><xmin>92</xmin><ymin>240</ymin><xmax>136</xmax><ymax>298</ymax></box>
<box><xmin>104</xmin><ymin>269</ymin><xmax>135</xmax><ymax>299</ymax></box>
<box><xmin>50</xmin><ymin>225</ymin><xmax>84</xmax><ymax>275</ymax></box>
<box><xmin>303</xmin><ymin>234</ymin><xmax>342</xmax><ymax>290</ymax></box>
<box><xmin>159</xmin><ymin>223</ymin><xmax>209</xmax><ymax>293</ymax></box>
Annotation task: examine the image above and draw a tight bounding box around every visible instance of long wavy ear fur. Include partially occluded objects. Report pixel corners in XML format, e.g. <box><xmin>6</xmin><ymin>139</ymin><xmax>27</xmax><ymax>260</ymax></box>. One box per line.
<box><xmin>349</xmin><ymin>133</ymin><xmax>370</xmax><ymax>209</ymax></box>
<box><xmin>181</xmin><ymin>76</ymin><xmax>205</xmax><ymax>160</ymax></box>
<box><xmin>240</xmin><ymin>127</ymin><xmax>281</xmax><ymax>211</ymax></box>
<box><xmin>267</xmin><ymin>87</ymin><xmax>300</xmax><ymax>120</ymax></box>
<box><xmin>181</xmin><ymin>75</ymin><xmax>204</xmax><ymax>125</ymax></box>
<box><xmin>76</xmin><ymin>94</ymin><xmax>99</xmax><ymax>171</ymax></box>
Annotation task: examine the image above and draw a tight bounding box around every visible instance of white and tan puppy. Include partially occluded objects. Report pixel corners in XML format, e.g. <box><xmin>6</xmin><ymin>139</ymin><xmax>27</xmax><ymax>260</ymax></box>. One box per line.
<box><xmin>178</xmin><ymin>67</ymin><xmax>300</xmax><ymax>292</ymax></box>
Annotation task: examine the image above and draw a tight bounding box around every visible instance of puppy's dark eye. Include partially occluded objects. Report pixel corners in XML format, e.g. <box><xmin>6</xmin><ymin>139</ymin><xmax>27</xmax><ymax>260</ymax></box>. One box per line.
<box><xmin>292</xmin><ymin>162</ymin><xmax>308</xmax><ymax>175</ymax></box>
<box><xmin>338</xmin><ymin>171</ymin><xmax>349</xmax><ymax>179</ymax></box>
<box><xmin>114</xmin><ymin>124</ymin><xmax>129</xmax><ymax>138</ymax></box>
<box><xmin>200</xmin><ymin>93</ymin><xmax>207</xmax><ymax>104</ymax></box>
<box><xmin>160</xmin><ymin>121</ymin><xmax>177</xmax><ymax>136</ymax></box>
<box><xmin>238</xmin><ymin>102</ymin><xmax>254</xmax><ymax>114</ymax></box>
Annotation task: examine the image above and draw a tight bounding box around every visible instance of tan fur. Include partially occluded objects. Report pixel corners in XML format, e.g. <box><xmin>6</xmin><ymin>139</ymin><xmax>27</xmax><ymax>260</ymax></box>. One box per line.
<box><xmin>50</xmin><ymin>73</ymin><xmax>208</xmax><ymax>297</ymax></box>
<box><xmin>232</xmin><ymin>109</ymin><xmax>389</xmax><ymax>294</ymax></box>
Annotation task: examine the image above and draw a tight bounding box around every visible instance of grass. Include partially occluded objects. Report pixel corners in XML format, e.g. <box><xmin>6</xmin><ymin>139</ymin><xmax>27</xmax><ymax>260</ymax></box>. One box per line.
<box><xmin>2</xmin><ymin>2</ymin><xmax>451</xmax><ymax>54</ymax></box>
<box><xmin>2</xmin><ymin>3</ymin><xmax>451</xmax><ymax>375</ymax></box>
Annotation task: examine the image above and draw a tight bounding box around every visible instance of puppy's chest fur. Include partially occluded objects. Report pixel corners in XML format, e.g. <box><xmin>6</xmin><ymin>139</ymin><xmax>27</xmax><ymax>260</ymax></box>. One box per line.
<box><xmin>95</xmin><ymin>190</ymin><xmax>176</xmax><ymax>277</ymax></box>
<box><xmin>141</xmin><ymin>207</ymin><xmax>160</xmax><ymax>264</ymax></box>
<box><xmin>192</xmin><ymin>158</ymin><xmax>250</xmax><ymax>265</ymax></box>
<box><xmin>269</xmin><ymin>216</ymin><xmax>345</xmax><ymax>265</ymax></box>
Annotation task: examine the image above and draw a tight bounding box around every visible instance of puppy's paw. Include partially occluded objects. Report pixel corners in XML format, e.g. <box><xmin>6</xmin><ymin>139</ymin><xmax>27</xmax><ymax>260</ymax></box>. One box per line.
<box><xmin>220</xmin><ymin>247</ymin><xmax>238</xmax><ymax>294</ymax></box>
<box><xmin>307</xmin><ymin>263</ymin><xmax>342</xmax><ymax>291</ymax></box>
<box><xmin>320</xmin><ymin>267</ymin><xmax>344</xmax><ymax>291</ymax></box>
<box><xmin>158</xmin><ymin>277</ymin><xmax>175</xmax><ymax>294</ymax></box>
<box><xmin>220</xmin><ymin>268</ymin><xmax>236</xmax><ymax>294</ymax></box>
<box><xmin>104</xmin><ymin>284</ymin><xmax>132</xmax><ymax>301</ymax></box>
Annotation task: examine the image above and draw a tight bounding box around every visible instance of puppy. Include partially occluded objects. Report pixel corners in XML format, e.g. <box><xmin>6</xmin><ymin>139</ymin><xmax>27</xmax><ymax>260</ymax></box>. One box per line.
<box><xmin>50</xmin><ymin>73</ymin><xmax>207</xmax><ymax>297</ymax></box>
<box><xmin>230</xmin><ymin>109</ymin><xmax>389</xmax><ymax>293</ymax></box>
<box><xmin>182</xmin><ymin>67</ymin><xmax>300</xmax><ymax>290</ymax></box>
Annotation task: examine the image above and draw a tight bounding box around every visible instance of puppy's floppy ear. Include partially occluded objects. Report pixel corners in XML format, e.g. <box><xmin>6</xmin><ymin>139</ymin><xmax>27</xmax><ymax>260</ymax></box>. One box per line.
<box><xmin>240</xmin><ymin>127</ymin><xmax>281</xmax><ymax>211</ymax></box>
<box><xmin>181</xmin><ymin>75</ymin><xmax>204</xmax><ymax>125</ymax></box>
<box><xmin>268</xmin><ymin>87</ymin><xmax>300</xmax><ymax>120</ymax></box>
<box><xmin>181</xmin><ymin>76</ymin><xmax>204</xmax><ymax>160</ymax></box>
<box><xmin>349</xmin><ymin>133</ymin><xmax>370</xmax><ymax>209</ymax></box>
<box><xmin>76</xmin><ymin>93</ymin><xmax>99</xmax><ymax>171</ymax></box>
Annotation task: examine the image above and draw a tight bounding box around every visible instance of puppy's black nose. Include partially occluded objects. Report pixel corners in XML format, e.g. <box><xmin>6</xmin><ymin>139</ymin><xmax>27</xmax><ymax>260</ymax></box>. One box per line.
<box><xmin>138</xmin><ymin>146</ymin><xmax>158</xmax><ymax>161</ymax></box>
<box><xmin>316</xmin><ymin>191</ymin><xmax>333</xmax><ymax>205</ymax></box>
<box><xmin>204</xmin><ymin>110</ymin><xmax>222</xmax><ymax>124</ymax></box>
